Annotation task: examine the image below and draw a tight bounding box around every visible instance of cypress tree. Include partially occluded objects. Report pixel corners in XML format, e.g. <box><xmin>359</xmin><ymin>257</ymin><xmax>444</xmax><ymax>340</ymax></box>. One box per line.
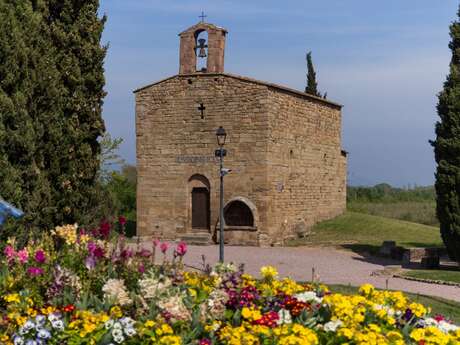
<box><xmin>432</xmin><ymin>5</ymin><xmax>460</xmax><ymax>262</ymax></box>
<box><xmin>0</xmin><ymin>0</ymin><xmax>107</xmax><ymax>238</ymax></box>
<box><xmin>0</xmin><ymin>0</ymin><xmax>59</xmax><ymax>238</ymax></box>
<box><xmin>305</xmin><ymin>51</ymin><xmax>322</xmax><ymax>97</ymax></box>
<box><xmin>43</xmin><ymin>0</ymin><xmax>107</xmax><ymax>226</ymax></box>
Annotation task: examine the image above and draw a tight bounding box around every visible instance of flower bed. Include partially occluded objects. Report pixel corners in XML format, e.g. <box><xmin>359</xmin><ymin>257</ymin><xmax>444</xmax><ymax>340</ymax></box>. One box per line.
<box><xmin>1</xmin><ymin>220</ymin><xmax>459</xmax><ymax>344</ymax></box>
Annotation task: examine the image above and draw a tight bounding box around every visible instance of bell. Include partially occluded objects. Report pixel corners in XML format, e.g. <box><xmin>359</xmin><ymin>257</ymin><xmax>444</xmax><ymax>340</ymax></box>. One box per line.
<box><xmin>197</xmin><ymin>38</ymin><xmax>207</xmax><ymax>58</ymax></box>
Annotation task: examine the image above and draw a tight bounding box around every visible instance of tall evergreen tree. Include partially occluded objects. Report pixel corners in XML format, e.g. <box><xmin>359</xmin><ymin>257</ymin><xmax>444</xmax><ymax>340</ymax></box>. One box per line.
<box><xmin>0</xmin><ymin>0</ymin><xmax>107</xmax><ymax>238</ymax></box>
<box><xmin>305</xmin><ymin>51</ymin><xmax>322</xmax><ymax>97</ymax></box>
<box><xmin>432</xmin><ymin>5</ymin><xmax>460</xmax><ymax>262</ymax></box>
<box><xmin>0</xmin><ymin>0</ymin><xmax>59</xmax><ymax>237</ymax></box>
<box><xmin>43</xmin><ymin>0</ymin><xmax>107</xmax><ymax>226</ymax></box>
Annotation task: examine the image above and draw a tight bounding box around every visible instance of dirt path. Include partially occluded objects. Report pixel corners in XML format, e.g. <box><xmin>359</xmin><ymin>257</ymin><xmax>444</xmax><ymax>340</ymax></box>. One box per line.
<box><xmin>176</xmin><ymin>245</ymin><xmax>460</xmax><ymax>302</ymax></box>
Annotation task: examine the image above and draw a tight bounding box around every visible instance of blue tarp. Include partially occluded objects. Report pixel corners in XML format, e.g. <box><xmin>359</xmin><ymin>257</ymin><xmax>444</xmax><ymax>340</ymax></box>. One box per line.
<box><xmin>0</xmin><ymin>198</ymin><xmax>24</xmax><ymax>225</ymax></box>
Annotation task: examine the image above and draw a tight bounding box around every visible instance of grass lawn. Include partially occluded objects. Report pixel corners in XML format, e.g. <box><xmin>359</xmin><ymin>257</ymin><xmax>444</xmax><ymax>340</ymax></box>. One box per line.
<box><xmin>288</xmin><ymin>212</ymin><xmax>443</xmax><ymax>253</ymax></box>
<box><xmin>401</xmin><ymin>269</ymin><xmax>460</xmax><ymax>284</ymax></box>
<box><xmin>329</xmin><ymin>284</ymin><xmax>460</xmax><ymax>323</ymax></box>
<box><xmin>348</xmin><ymin>201</ymin><xmax>438</xmax><ymax>226</ymax></box>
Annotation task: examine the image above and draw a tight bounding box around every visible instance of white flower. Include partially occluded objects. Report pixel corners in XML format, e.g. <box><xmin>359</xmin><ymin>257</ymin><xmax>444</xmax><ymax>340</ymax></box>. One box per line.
<box><xmin>112</xmin><ymin>328</ymin><xmax>124</xmax><ymax>341</ymax></box>
<box><xmin>120</xmin><ymin>317</ymin><xmax>135</xmax><ymax>329</ymax></box>
<box><xmin>37</xmin><ymin>329</ymin><xmax>51</xmax><ymax>339</ymax></box>
<box><xmin>324</xmin><ymin>320</ymin><xmax>343</xmax><ymax>332</ymax></box>
<box><xmin>48</xmin><ymin>313</ymin><xmax>60</xmax><ymax>323</ymax></box>
<box><xmin>102</xmin><ymin>279</ymin><xmax>132</xmax><ymax>306</ymax></box>
<box><xmin>113</xmin><ymin>322</ymin><xmax>123</xmax><ymax>330</ymax></box>
<box><xmin>52</xmin><ymin>319</ymin><xmax>64</xmax><ymax>331</ymax></box>
<box><xmin>13</xmin><ymin>336</ymin><xmax>25</xmax><ymax>345</ymax></box>
<box><xmin>105</xmin><ymin>319</ymin><xmax>115</xmax><ymax>329</ymax></box>
<box><xmin>25</xmin><ymin>340</ymin><xmax>37</xmax><ymax>345</ymax></box>
<box><xmin>124</xmin><ymin>327</ymin><xmax>137</xmax><ymax>337</ymax></box>
<box><xmin>113</xmin><ymin>333</ymin><xmax>125</xmax><ymax>344</ymax></box>
<box><xmin>23</xmin><ymin>320</ymin><xmax>35</xmax><ymax>331</ymax></box>
<box><xmin>294</xmin><ymin>291</ymin><xmax>323</xmax><ymax>304</ymax></box>
<box><xmin>139</xmin><ymin>276</ymin><xmax>172</xmax><ymax>300</ymax></box>
<box><xmin>277</xmin><ymin>309</ymin><xmax>292</xmax><ymax>325</ymax></box>
<box><xmin>437</xmin><ymin>320</ymin><xmax>459</xmax><ymax>334</ymax></box>
<box><xmin>35</xmin><ymin>315</ymin><xmax>46</xmax><ymax>326</ymax></box>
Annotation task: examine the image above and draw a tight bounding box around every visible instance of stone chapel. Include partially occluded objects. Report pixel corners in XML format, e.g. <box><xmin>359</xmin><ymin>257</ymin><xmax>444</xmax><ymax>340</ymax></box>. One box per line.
<box><xmin>134</xmin><ymin>21</ymin><xmax>347</xmax><ymax>246</ymax></box>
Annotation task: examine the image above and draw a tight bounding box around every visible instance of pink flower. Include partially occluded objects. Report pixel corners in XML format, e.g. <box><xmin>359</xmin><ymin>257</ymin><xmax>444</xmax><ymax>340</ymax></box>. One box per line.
<box><xmin>137</xmin><ymin>248</ymin><xmax>151</xmax><ymax>258</ymax></box>
<box><xmin>174</xmin><ymin>241</ymin><xmax>187</xmax><ymax>257</ymax></box>
<box><xmin>34</xmin><ymin>250</ymin><xmax>46</xmax><ymax>264</ymax></box>
<box><xmin>160</xmin><ymin>242</ymin><xmax>169</xmax><ymax>254</ymax></box>
<box><xmin>17</xmin><ymin>249</ymin><xmax>29</xmax><ymax>264</ymax></box>
<box><xmin>118</xmin><ymin>216</ymin><xmax>127</xmax><ymax>226</ymax></box>
<box><xmin>199</xmin><ymin>339</ymin><xmax>212</xmax><ymax>345</ymax></box>
<box><xmin>4</xmin><ymin>245</ymin><xmax>16</xmax><ymax>260</ymax></box>
<box><xmin>27</xmin><ymin>267</ymin><xmax>44</xmax><ymax>277</ymax></box>
<box><xmin>138</xmin><ymin>263</ymin><xmax>145</xmax><ymax>273</ymax></box>
<box><xmin>153</xmin><ymin>239</ymin><xmax>160</xmax><ymax>247</ymax></box>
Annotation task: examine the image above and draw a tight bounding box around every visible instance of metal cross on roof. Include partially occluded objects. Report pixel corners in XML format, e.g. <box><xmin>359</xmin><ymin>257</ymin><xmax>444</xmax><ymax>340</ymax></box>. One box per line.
<box><xmin>199</xmin><ymin>11</ymin><xmax>207</xmax><ymax>23</ymax></box>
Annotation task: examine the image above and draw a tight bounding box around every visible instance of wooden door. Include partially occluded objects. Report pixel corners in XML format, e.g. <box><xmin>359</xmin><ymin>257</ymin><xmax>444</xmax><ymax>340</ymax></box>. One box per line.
<box><xmin>192</xmin><ymin>187</ymin><xmax>210</xmax><ymax>229</ymax></box>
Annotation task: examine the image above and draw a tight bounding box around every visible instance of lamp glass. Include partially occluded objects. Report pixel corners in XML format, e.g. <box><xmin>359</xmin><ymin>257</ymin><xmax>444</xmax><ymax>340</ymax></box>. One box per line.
<box><xmin>216</xmin><ymin>126</ymin><xmax>227</xmax><ymax>147</ymax></box>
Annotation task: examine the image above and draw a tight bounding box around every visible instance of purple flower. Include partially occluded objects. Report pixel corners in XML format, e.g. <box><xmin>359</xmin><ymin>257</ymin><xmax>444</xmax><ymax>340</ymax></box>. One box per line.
<box><xmin>35</xmin><ymin>250</ymin><xmax>46</xmax><ymax>264</ymax></box>
<box><xmin>27</xmin><ymin>267</ymin><xmax>44</xmax><ymax>277</ymax></box>
<box><xmin>85</xmin><ymin>256</ymin><xmax>96</xmax><ymax>270</ymax></box>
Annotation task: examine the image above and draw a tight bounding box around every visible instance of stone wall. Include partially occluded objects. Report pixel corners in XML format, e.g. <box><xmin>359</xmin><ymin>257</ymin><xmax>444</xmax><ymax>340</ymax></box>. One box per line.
<box><xmin>136</xmin><ymin>74</ymin><xmax>271</xmax><ymax>242</ymax></box>
<box><xmin>135</xmin><ymin>73</ymin><xmax>346</xmax><ymax>245</ymax></box>
<box><xmin>265</xmin><ymin>89</ymin><xmax>347</xmax><ymax>243</ymax></box>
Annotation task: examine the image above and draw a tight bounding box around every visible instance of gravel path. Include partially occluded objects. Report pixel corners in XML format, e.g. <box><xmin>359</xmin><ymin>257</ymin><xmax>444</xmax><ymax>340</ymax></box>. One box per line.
<box><xmin>177</xmin><ymin>245</ymin><xmax>460</xmax><ymax>302</ymax></box>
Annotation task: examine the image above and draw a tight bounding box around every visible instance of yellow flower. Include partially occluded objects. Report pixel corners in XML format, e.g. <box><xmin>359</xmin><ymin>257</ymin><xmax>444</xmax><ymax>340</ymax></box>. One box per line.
<box><xmin>358</xmin><ymin>284</ymin><xmax>374</xmax><ymax>296</ymax></box>
<box><xmin>260</xmin><ymin>266</ymin><xmax>278</xmax><ymax>279</ymax></box>
<box><xmin>145</xmin><ymin>320</ymin><xmax>156</xmax><ymax>328</ymax></box>
<box><xmin>408</xmin><ymin>302</ymin><xmax>427</xmax><ymax>318</ymax></box>
<box><xmin>241</xmin><ymin>307</ymin><xmax>262</xmax><ymax>321</ymax></box>
<box><xmin>4</xmin><ymin>294</ymin><xmax>20</xmax><ymax>304</ymax></box>
<box><xmin>338</xmin><ymin>328</ymin><xmax>353</xmax><ymax>339</ymax></box>
<box><xmin>110</xmin><ymin>306</ymin><xmax>123</xmax><ymax>318</ymax></box>
<box><xmin>156</xmin><ymin>324</ymin><xmax>173</xmax><ymax>336</ymax></box>
<box><xmin>52</xmin><ymin>224</ymin><xmax>78</xmax><ymax>245</ymax></box>
<box><xmin>159</xmin><ymin>335</ymin><xmax>181</xmax><ymax>345</ymax></box>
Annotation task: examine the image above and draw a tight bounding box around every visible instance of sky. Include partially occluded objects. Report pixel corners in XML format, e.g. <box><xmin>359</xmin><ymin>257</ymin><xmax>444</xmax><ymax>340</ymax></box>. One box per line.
<box><xmin>99</xmin><ymin>0</ymin><xmax>459</xmax><ymax>187</ymax></box>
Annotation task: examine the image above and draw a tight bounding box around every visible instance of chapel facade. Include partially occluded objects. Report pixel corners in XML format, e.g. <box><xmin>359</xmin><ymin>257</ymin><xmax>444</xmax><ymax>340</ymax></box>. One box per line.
<box><xmin>135</xmin><ymin>21</ymin><xmax>347</xmax><ymax>246</ymax></box>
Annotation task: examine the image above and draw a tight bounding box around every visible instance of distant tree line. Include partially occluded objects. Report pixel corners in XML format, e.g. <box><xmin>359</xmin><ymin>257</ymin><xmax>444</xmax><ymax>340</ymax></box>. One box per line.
<box><xmin>347</xmin><ymin>184</ymin><xmax>435</xmax><ymax>203</ymax></box>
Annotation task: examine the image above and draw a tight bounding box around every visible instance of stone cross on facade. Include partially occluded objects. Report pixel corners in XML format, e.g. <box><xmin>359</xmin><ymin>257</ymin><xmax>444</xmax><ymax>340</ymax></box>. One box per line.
<box><xmin>198</xmin><ymin>103</ymin><xmax>206</xmax><ymax>119</ymax></box>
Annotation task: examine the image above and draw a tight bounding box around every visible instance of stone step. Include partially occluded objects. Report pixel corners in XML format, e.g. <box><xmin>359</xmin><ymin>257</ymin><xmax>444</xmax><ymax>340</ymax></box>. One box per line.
<box><xmin>180</xmin><ymin>232</ymin><xmax>212</xmax><ymax>245</ymax></box>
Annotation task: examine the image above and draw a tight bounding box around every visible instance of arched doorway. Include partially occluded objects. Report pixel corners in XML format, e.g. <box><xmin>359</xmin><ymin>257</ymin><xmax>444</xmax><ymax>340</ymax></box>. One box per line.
<box><xmin>224</xmin><ymin>200</ymin><xmax>254</xmax><ymax>227</ymax></box>
<box><xmin>189</xmin><ymin>175</ymin><xmax>210</xmax><ymax>230</ymax></box>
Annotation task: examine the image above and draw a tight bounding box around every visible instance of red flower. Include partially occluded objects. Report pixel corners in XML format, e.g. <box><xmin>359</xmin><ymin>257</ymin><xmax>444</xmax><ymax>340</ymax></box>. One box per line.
<box><xmin>99</xmin><ymin>221</ymin><xmax>111</xmax><ymax>238</ymax></box>
<box><xmin>118</xmin><ymin>216</ymin><xmax>127</xmax><ymax>226</ymax></box>
<box><xmin>63</xmin><ymin>304</ymin><xmax>76</xmax><ymax>313</ymax></box>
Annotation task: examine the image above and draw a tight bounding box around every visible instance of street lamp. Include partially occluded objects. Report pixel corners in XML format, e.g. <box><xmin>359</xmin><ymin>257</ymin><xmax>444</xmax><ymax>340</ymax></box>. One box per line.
<box><xmin>215</xmin><ymin>126</ymin><xmax>228</xmax><ymax>262</ymax></box>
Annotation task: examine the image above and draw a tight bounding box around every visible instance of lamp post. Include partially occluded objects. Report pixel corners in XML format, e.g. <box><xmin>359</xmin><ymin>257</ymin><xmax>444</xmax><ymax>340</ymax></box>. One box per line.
<box><xmin>215</xmin><ymin>126</ymin><xmax>227</xmax><ymax>262</ymax></box>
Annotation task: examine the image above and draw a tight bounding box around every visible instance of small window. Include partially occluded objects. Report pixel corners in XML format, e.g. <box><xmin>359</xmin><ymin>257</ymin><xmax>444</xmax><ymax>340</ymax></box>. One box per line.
<box><xmin>224</xmin><ymin>201</ymin><xmax>254</xmax><ymax>227</ymax></box>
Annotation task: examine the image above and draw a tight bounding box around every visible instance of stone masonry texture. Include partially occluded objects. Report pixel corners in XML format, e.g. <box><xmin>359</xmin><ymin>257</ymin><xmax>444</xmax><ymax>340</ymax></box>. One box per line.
<box><xmin>135</xmin><ymin>22</ymin><xmax>347</xmax><ymax>246</ymax></box>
